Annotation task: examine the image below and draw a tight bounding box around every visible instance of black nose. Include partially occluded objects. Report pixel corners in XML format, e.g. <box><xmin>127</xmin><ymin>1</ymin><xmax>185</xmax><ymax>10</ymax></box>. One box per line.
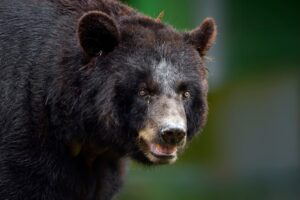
<box><xmin>160</xmin><ymin>127</ymin><xmax>186</xmax><ymax>145</ymax></box>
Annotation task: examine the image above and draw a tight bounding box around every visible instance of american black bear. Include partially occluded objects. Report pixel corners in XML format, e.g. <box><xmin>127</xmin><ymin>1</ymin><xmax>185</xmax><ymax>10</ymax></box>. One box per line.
<box><xmin>0</xmin><ymin>0</ymin><xmax>217</xmax><ymax>199</ymax></box>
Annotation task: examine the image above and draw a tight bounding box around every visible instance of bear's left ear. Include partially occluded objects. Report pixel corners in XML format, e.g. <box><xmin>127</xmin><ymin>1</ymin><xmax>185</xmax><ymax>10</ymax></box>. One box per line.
<box><xmin>78</xmin><ymin>11</ymin><xmax>120</xmax><ymax>57</ymax></box>
<box><xmin>185</xmin><ymin>18</ymin><xmax>217</xmax><ymax>57</ymax></box>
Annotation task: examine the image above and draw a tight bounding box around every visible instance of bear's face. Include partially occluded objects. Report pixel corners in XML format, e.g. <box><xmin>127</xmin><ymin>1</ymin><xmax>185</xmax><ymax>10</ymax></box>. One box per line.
<box><xmin>109</xmin><ymin>44</ymin><xmax>207</xmax><ymax>164</ymax></box>
<box><xmin>77</xmin><ymin>12</ymin><xmax>216</xmax><ymax>165</ymax></box>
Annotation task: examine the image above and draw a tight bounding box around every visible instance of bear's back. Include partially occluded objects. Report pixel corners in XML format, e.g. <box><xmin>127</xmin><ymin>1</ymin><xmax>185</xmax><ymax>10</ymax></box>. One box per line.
<box><xmin>0</xmin><ymin>0</ymin><xmax>66</xmax><ymax>123</ymax></box>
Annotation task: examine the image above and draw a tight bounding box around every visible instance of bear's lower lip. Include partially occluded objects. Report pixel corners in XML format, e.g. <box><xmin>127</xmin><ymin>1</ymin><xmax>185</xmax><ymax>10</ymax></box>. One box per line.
<box><xmin>149</xmin><ymin>143</ymin><xmax>177</xmax><ymax>158</ymax></box>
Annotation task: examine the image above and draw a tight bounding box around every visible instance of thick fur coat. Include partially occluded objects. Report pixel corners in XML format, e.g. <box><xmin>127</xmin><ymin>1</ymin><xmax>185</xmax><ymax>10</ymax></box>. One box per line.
<box><xmin>0</xmin><ymin>0</ymin><xmax>216</xmax><ymax>199</ymax></box>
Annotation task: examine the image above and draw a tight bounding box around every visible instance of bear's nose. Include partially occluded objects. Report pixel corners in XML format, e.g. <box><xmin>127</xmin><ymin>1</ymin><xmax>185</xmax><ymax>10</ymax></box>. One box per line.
<box><xmin>160</xmin><ymin>126</ymin><xmax>186</xmax><ymax>145</ymax></box>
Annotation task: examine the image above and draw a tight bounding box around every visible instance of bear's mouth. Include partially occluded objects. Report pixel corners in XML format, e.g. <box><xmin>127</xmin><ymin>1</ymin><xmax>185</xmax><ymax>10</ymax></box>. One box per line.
<box><xmin>137</xmin><ymin>138</ymin><xmax>182</xmax><ymax>164</ymax></box>
<box><xmin>149</xmin><ymin>143</ymin><xmax>177</xmax><ymax>158</ymax></box>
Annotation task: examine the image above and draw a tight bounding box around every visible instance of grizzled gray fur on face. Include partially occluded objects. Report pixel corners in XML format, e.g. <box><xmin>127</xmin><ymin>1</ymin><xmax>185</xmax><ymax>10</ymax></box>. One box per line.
<box><xmin>0</xmin><ymin>0</ymin><xmax>216</xmax><ymax>199</ymax></box>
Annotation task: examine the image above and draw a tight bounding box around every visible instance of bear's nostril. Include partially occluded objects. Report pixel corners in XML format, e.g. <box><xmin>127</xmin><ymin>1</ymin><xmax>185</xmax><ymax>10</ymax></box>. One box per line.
<box><xmin>160</xmin><ymin>127</ymin><xmax>186</xmax><ymax>145</ymax></box>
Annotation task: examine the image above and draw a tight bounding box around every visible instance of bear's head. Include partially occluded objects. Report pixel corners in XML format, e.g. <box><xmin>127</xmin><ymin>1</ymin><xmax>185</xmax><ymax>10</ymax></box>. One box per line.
<box><xmin>77</xmin><ymin>11</ymin><xmax>216</xmax><ymax>165</ymax></box>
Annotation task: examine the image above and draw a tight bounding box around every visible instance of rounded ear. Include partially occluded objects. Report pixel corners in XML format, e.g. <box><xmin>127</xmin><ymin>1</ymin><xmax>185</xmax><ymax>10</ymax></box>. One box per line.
<box><xmin>78</xmin><ymin>11</ymin><xmax>120</xmax><ymax>57</ymax></box>
<box><xmin>185</xmin><ymin>18</ymin><xmax>217</xmax><ymax>57</ymax></box>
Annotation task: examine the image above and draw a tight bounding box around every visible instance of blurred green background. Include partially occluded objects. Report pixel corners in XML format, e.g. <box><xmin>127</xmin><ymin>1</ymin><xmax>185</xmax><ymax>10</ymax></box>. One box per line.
<box><xmin>118</xmin><ymin>0</ymin><xmax>300</xmax><ymax>199</ymax></box>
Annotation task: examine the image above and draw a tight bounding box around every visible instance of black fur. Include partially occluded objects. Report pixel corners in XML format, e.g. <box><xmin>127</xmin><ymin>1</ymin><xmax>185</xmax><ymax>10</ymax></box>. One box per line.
<box><xmin>0</xmin><ymin>0</ymin><xmax>216</xmax><ymax>199</ymax></box>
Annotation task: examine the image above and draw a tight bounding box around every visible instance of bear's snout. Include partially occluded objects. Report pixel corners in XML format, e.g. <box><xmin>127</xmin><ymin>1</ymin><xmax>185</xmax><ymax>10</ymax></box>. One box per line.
<box><xmin>136</xmin><ymin>95</ymin><xmax>188</xmax><ymax>164</ymax></box>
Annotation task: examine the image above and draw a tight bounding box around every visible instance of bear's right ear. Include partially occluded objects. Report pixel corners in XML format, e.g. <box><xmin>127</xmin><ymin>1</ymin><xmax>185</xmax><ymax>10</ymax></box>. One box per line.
<box><xmin>78</xmin><ymin>11</ymin><xmax>120</xmax><ymax>57</ymax></box>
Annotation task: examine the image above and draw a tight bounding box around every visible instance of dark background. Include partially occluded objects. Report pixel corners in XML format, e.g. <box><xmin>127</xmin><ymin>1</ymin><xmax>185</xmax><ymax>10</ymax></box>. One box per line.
<box><xmin>118</xmin><ymin>0</ymin><xmax>300</xmax><ymax>199</ymax></box>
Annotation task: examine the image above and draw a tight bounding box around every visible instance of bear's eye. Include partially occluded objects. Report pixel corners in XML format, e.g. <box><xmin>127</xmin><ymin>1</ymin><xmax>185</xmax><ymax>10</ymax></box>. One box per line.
<box><xmin>138</xmin><ymin>89</ymin><xmax>149</xmax><ymax>97</ymax></box>
<box><xmin>182</xmin><ymin>91</ymin><xmax>191</xmax><ymax>99</ymax></box>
